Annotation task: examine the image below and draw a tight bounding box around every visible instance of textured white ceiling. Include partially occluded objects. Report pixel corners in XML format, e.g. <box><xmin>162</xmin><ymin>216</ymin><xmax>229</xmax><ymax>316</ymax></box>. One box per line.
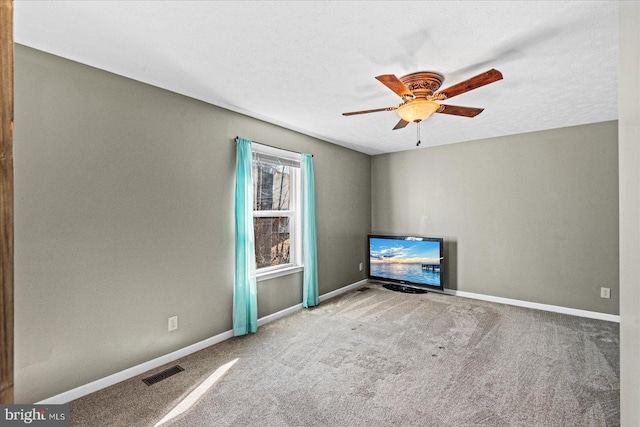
<box><xmin>14</xmin><ymin>1</ymin><xmax>618</xmax><ymax>155</ymax></box>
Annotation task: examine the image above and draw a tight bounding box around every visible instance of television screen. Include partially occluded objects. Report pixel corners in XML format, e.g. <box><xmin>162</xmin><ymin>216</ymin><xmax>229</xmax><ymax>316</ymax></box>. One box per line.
<box><xmin>368</xmin><ymin>235</ymin><xmax>444</xmax><ymax>292</ymax></box>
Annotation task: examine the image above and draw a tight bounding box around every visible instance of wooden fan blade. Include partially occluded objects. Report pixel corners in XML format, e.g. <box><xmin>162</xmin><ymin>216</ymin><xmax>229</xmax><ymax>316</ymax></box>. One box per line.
<box><xmin>393</xmin><ymin>119</ymin><xmax>410</xmax><ymax>130</ymax></box>
<box><xmin>435</xmin><ymin>69</ymin><xmax>503</xmax><ymax>100</ymax></box>
<box><xmin>375</xmin><ymin>74</ymin><xmax>414</xmax><ymax>98</ymax></box>
<box><xmin>436</xmin><ymin>104</ymin><xmax>484</xmax><ymax>117</ymax></box>
<box><xmin>342</xmin><ymin>106</ymin><xmax>397</xmax><ymax>116</ymax></box>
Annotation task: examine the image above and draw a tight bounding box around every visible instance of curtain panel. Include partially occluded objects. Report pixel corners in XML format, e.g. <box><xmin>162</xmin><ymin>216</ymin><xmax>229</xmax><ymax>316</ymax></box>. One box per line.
<box><xmin>233</xmin><ymin>138</ymin><xmax>258</xmax><ymax>335</ymax></box>
<box><xmin>302</xmin><ymin>153</ymin><xmax>319</xmax><ymax>308</ymax></box>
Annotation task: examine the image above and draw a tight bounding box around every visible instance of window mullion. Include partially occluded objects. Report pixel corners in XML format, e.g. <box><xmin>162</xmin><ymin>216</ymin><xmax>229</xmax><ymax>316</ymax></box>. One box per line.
<box><xmin>253</xmin><ymin>210</ymin><xmax>294</xmax><ymax>217</ymax></box>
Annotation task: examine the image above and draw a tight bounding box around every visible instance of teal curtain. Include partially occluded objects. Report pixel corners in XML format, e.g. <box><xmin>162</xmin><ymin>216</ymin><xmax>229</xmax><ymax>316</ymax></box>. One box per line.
<box><xmin>302</xmin><ymin>153</ymin><xmax>319</xmax><ymax>308</ymax></box>
<box><xmin>233</xmin><ymin>138</ymin><xmax>258</xmax><ymax>336</ymax></box>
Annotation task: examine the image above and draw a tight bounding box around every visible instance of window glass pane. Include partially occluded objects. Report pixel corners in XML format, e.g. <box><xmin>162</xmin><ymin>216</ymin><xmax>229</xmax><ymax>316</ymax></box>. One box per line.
<box><xmin>252</xmin><ymin>161</ymin><xmax>290</xmax><ymax>211</ymax></box>
<box><xmin>254</xmin><ymin>217</ymin><xmax>290</xmax><ymax>269</ymax></box>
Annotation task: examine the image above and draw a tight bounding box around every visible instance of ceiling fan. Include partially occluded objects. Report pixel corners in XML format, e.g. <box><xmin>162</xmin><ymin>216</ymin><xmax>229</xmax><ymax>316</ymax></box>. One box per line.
<box><xmin>343</xmin><ymin>69</ymin><xmax>503</xmax><ymax>131</ymax></box>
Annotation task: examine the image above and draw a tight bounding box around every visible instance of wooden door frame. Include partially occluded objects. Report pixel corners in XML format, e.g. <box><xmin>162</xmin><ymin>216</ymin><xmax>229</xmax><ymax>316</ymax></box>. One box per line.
<box><xmin>0</xmin><ymin>0</ymin><xmax>14</xmax><ymax>404</ymax></box>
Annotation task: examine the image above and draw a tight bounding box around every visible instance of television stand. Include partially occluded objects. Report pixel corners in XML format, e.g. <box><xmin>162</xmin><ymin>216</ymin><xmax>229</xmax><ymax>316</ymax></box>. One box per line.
<box><xmin>383</xmin><ymin>283</ymin><xmax>429</xmax><ymax>294</ymax></box>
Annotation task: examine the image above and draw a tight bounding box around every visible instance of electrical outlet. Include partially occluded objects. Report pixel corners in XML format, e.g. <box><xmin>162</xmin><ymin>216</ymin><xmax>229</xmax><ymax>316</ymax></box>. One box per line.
<box><xmin>359</xmin><ymin>262</ymin><xmax>364</xmax><ymax>271</ymax></box>
<box><xmin>600</xmin><ymin>287</ymin><xmax>611</xmax><ymax>299</ymax></box>
<box><xmin>168</xmin><ymin>315</ymin><xmax>178</xmax><ymax>331</ymax></box>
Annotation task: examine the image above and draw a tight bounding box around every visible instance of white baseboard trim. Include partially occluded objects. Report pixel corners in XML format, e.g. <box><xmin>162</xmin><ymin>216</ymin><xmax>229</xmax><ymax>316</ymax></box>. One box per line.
<box><xmin>36</xmin><ymin>279</ymin><xmax>367</xmax><ymax>405</ymax></box>
<box><xmin>320</xmin><ymin>279</ymin><xmax>368</xmax><ymax>302</ymax></box>
<box><xmin>44</xmin><ymin>280</ymin><xmax>614</xmax><ymax>404</ymax></box>
<box><xmin>36</xmin><ymin>328</ymin><xmax>235</xmax><ymax>405</ymax></box>
<box><xmin>443</xmin><ymin>288</ymin><xmax>620</xmax><ymax>323</ymax></box>
<box><xmin>257</xmin><ymin>303</ymin><xmax>303</xmax><ymax>327</ymax></box>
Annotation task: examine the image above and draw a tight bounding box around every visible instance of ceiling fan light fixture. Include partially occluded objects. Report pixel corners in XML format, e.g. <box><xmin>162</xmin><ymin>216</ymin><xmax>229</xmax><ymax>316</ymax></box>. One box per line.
<box><xmin>397</xmin><ymin>99</ymin><xmax>440</xmax><ymax>123</ymax></box>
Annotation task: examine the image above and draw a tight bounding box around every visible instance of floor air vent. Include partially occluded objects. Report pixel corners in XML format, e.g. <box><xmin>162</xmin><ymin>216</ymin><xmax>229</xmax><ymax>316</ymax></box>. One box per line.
<box><xmin>142</xmin><ymin>365</ymin><xmax>184</xmax><ymax>386</ymax></box>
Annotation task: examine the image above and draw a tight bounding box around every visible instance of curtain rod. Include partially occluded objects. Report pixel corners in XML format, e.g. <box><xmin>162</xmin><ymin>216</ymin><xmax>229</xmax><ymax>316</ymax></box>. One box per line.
<box><xmin>235</xmin><ymin>136</ymin><xmax>313</xmax><ymax>157</ymax></box>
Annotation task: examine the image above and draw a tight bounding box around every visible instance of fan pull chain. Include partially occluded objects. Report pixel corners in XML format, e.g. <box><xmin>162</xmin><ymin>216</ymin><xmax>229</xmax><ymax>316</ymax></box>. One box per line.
<box><xmin>416</xmin><ymin>122</ymin><xmax>421</xmax><ymax>147</ymax></box>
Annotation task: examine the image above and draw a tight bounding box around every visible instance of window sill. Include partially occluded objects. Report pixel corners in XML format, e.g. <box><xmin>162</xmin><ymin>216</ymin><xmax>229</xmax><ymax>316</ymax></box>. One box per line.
<box><xmin>256</xmin><ymin>265</ymin><xmax>304</xmax><ymax>282</ymax></box>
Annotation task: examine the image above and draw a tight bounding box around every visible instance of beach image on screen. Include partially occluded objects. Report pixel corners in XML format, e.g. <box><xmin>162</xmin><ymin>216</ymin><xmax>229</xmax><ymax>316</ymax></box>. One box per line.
<box><xmin>369</xmin><ymin>238</ymin><xmax>441</xmax><ymax>286</ymax></box>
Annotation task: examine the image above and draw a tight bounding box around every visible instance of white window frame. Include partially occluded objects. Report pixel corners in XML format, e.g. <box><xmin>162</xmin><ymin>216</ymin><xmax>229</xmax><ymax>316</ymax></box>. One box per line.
<box><xmin>251</xmin><ymin>143</ymin><xmax>303</xmax><ymax>281</ymax></box>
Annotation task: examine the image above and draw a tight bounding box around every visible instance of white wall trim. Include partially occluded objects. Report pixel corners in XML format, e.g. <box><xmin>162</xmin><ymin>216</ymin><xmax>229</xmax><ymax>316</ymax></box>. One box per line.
<box><xmin>41</xmin><ymin>279</ymin><xmax>615</xmax><ymax>405</ymax></box>
<box><xmin>36</xmin><ymin>279</ymin><xmax>367</xmax><ymax>405</ymax></box>
<box><xmin>35</xmin><ymin>328</ymin><xmax>234</xmax><ymax>405</ymax></box>
<box><xmin>256</xmin><ymin>279</ymin><xmax>368</xmax><ymax>327</ymax></box>
<box><xmin>443</xmin><ymin>288</ymin><xmax>620</xmax><ymax>323</ymax></box>
<box><xmin>320</xmin><ymin>279</ymin><xmax>368</xmax><ymax>302</ymax></box>
<box><xmin>257</xmin><ymin>303</ymin><xmax>303</xmax><ymax>327</ymax></box>
<box><xmin>256</xmin><ymin>265</ymin><xmax>304</xmax><ymax>282</ymax></box>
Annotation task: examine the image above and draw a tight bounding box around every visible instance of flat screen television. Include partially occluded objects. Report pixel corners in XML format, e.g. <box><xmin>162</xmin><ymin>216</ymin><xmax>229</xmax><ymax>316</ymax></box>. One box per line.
<box><xmin>368</xmin><ymin>235</ymin><xmax>444</xmax><ymax>293</ymax></box>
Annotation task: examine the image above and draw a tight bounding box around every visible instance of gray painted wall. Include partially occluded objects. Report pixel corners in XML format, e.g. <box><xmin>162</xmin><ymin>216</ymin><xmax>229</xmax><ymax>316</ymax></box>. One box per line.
<box><xmin>619</xmin><ymin>1</ymin><xmax>640</xmax><ymax>424</ymax></box>
<box><xmin>372</xmin><ymin>122</ymin><xmax>619</xmax><ymax>315</ymax></box>
<box><xmin>14</xmin><ymin>45</ymin><xmax>371</xmax><ymax>403</ymax></box>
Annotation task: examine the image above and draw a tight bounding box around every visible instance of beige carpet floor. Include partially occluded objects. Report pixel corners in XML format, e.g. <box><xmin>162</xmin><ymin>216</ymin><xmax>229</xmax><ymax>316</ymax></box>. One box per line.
<box><xmin>69</xmin><ymin>284</ymin><xmax>619</xmax><ymax>426</ymax></box>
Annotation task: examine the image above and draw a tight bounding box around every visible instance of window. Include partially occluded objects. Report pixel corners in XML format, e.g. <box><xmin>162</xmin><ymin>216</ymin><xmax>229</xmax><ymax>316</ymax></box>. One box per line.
<box><xmin>251</xmin><ymin>143</ymin><xmax>302</xmax><ymax>280</ymax></box>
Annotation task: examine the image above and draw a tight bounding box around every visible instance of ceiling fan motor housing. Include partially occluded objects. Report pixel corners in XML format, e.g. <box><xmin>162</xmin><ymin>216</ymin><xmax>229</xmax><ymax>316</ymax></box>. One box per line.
<box><xmin>399</xmin><ymin>71</ymin><xmax>444</xmax><ymax>99</ymax></box>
